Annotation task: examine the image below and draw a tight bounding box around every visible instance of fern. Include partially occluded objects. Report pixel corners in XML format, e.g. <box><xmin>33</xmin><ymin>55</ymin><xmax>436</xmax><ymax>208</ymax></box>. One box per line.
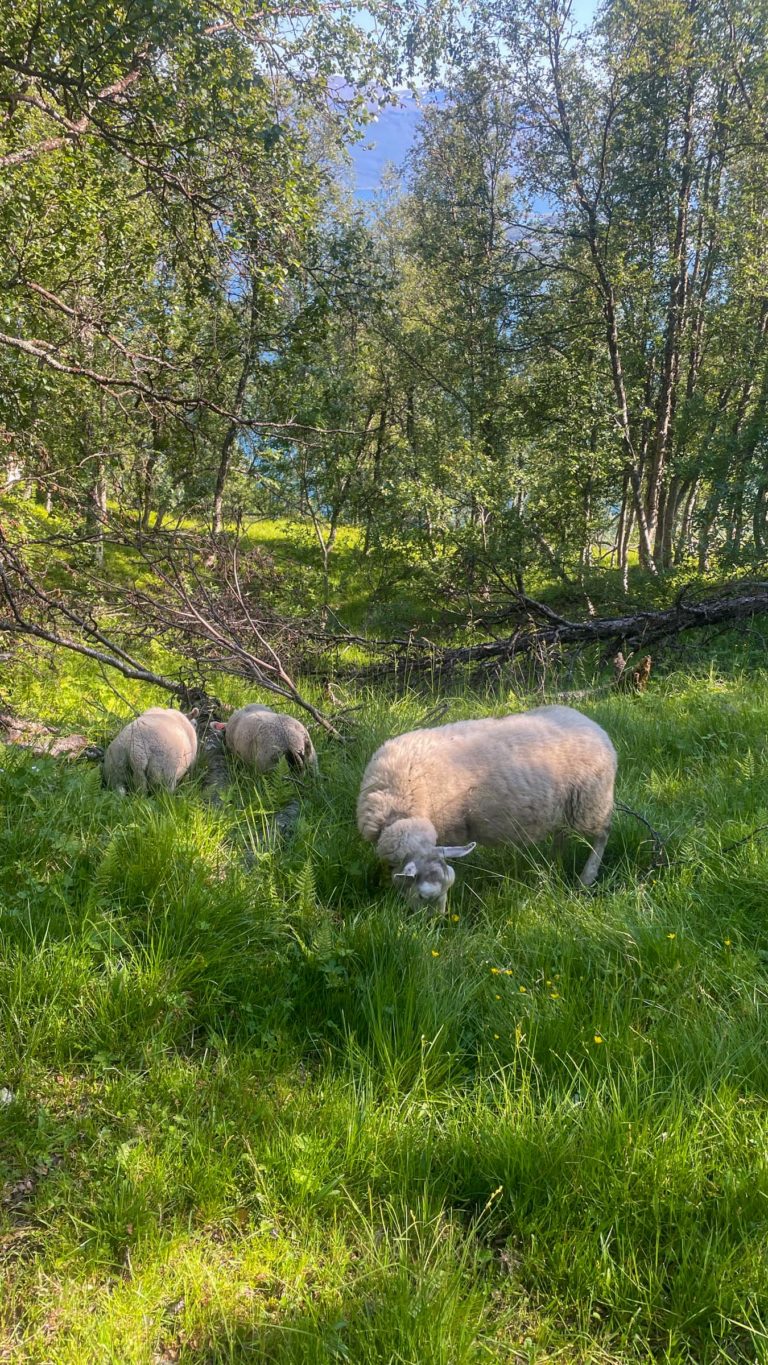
<box><xmin>295</xmin><ymin>856</ymin><xmax>317</xmax><ymax>914</ymax></box>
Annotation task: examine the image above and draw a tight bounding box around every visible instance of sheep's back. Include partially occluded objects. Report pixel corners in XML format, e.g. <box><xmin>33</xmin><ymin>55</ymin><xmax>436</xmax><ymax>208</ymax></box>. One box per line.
<box><xmin>357</xmin><ymin>707</ymin><xmax>616</xmax><ymax>846</ymax></box>
<box><xmin>225</xmin><ymin>704</ymin><xmax>314</xmax><ymax>772</ymax></box>
<box><xmin>103</xmin><ymin>707</ymin><xmax>197</xmax><ymax>791</ymax></box>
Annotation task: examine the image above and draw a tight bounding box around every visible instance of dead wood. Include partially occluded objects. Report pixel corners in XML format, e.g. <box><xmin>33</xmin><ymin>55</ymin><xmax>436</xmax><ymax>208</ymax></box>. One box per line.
<box><xmin>0</xmin><ymin>713</ymin><xmax>103</xmax><ymax>761</ymax></box>
<box><xmin>615</xmin><ymin>799</ymin><xmax>670</xmax><ymax>876</ymax></box>
<box><xmin>615</xmin><ymin>653</ymin><xmax>653</xmax><ymax>692</ymax></box>
<box><xmin>337</xmin><ymin>583</ymin><xmax>768</xmax><ymax>679</ymax></box>
<box><xmin>0</xmin><ymin>525</ymin><xmax>339</xmax><ymax>737</ymax></box>
<box><xmin>194</xmin><ymin>726</ymin><xmax>231</xmax><ymax>805</ymax></box>
<box><xmin>632</xmin><ymin>655</ymin><xmax>653</xmax><ymax>692</ymax></box>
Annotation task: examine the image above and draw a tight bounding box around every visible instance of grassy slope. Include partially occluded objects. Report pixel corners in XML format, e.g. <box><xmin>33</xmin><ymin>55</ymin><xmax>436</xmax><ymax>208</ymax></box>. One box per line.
<box><xmin>1</xmin><ymin>658</ymin><xmax>768</xmax><ymax>1363</ymax></box>
<box><xmin>2</xmin><ymin>503</ymin><xmax>768</xmax><ymax>1361</ymax></box>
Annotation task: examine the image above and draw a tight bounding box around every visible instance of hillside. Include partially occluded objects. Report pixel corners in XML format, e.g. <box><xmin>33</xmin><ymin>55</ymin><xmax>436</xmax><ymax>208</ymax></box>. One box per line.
<box><xmin>2</xmin><ymin>507</ymin><xmax>768</xmax><ymax>1363</ymax></box>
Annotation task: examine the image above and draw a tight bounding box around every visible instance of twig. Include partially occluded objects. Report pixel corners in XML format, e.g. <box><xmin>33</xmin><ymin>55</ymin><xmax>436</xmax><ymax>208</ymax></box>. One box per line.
<box><xmin>615</xmin><ymin>800</ymin><xmax>670</xmax><ymax>873</ymax></box>
<box><xmin>719</xmin><ymin>824</ymin><xmax>768</xmax><ymax>857</ymax></box>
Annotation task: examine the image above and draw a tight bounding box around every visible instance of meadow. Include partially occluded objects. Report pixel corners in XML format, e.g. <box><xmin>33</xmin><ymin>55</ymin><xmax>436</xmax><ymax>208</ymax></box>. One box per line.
<box><xmin>1</xmin><ymin>534</ymin><xmax>768</xmax><ymax>1363</ymax></box>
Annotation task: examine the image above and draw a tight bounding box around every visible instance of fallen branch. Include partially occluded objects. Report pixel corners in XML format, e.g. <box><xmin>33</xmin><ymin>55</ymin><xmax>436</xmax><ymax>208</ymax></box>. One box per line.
<box><xmin>336</xmin><ymin>582</ymin><xmax>768</xmax><ymax>678</ymax></box>
<box><xmin>719</xmin><ymin>824</ymin><xmax>768</xmax><ymax>858</ymax></box>
<box><xmin>0</xmin><ymin>525</ymin><xmax>338</xmax><ymax>736</ymax></box>
<box><xmin>0</xmin><ymin>713</ymin><xmax>103</xmax><ymax>761</ymax></box>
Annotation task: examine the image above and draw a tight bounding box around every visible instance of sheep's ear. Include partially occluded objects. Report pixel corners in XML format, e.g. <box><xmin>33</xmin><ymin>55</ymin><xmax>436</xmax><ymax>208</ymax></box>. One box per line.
<box><xmin>438</xmin><ymin>842</ymin><xmax>476</xmax><ymax>859</ymax></box>
<box><xmin>211</xmin><ymin>721</ymin><xmax>227</xmax><ymax>733</ymax></box>
<box><xmin>393</xmin><ymin>861</ymin><xmax>418</xmax><ymax>879</ymax></box>
<box><xmin>188</xmin><ymin>707</ymin><xmax>200</xmax><ymax>719</ymax></box>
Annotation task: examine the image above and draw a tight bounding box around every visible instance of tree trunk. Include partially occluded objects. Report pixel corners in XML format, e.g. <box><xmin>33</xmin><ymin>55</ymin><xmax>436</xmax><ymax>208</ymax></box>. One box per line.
<box><xmin>88</xmin><ymin>455</ymin><xmax>107</xmax><ymax>567</ymax></box>
<box><xmin>579</xmin><ymin>474</ymin><xmax>592</xmax><ymax>578</ymax></box>
<box><xmin>728</xmin><ymin>484</ymin><xmax>745</xmax><ymax>557</ymax></box>
<box><xmin>139</xmin><ymin>427</ymin><xmax>160</xmax><ymax>538</ymax></box>
<box><xmin>212</xmin><ymin>282</ymin><xmax>259</xmax><ymax>536</ymax></box>
<box><xmin>754</xmin><ymin>479</ymin><xmax>768</xmax><ymax>552</ymax></box>
<box><xmin>154</xmin><ymin>498</ymin><xmax>169</xmax><ymax>533</ymax></box>
<box><xmin>405</xmin><ymin>388</ymin><xmax>417</xmax><ymax>462</ymax></box>
<box><xmin>674</xmin><ymin>477</ymin><xmax>699</xmax><ymax>565</ymax></box>
<box><xmin>657</xmin><ymin>475</ymin><xmax>683</xmax><ymax>571</ymax></box>
<box><xmin>547</xmin><ymin>32</ymin><xmax>656</xmax><ymax>571</ymax></box>
<box><xmin>615</xmin><ymin>471</ymin><xmax>629</xmax><ymax>566</ymax></box>
<box><xmin>648</xmin><ymin>77</ymin><xmax>696</xmax><ymax>563</ymax></box>
<box><xmin>364</xmin><ymin>403</ymin><xmax>388</xmax><ymax>555</ymax></box>
<box><xmin>615</xmin><ymin>470</ymin><xmax>635</xmax><ymax>592</ymax></box>
<box><xmin>697</xmin><ymin>488</ymin><xmax>720</xmax><ymax>572</ymax></box>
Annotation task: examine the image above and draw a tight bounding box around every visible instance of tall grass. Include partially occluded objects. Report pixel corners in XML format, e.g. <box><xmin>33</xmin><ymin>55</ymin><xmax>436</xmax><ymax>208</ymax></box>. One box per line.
<box><xmin>1</xmin><ymin>659</ymin><xmax>767</xmax><ymax>1361</ymax></box>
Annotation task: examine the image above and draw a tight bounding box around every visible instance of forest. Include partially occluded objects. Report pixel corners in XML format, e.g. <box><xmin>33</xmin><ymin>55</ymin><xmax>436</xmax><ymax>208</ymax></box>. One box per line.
<box><xmin>2</xmin><ymin>0</ymin><xmax>768</xmax><ymax>590</ymax></box>
<box><xmin>1</xmin><ymin>0</ymin><xmax>768</xmax><ymax>1361</ymax></box>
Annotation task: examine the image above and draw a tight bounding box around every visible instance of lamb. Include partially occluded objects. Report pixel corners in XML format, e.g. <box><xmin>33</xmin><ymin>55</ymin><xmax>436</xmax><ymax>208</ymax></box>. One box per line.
<box><xmin>356</xmin><ymin>705</ymin><xmax>617</xmax><ymax>911</ymax></box>
<box><xmin>102</xmin><ymin>706</ymin><xmax>198</xmax><ymax>794</ymax></box>
<box><xmin>217</xmin><ymin>703</ymin><xmax>318</xmax><ymax>775</ymax></box>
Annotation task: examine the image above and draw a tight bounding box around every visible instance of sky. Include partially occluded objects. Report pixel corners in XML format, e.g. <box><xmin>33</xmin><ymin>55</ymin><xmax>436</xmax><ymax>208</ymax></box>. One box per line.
<box><xmin>348</xmin><ymin>91</ymin><xmax>425</xmax><ymax>199</ymax></box>
<box><xmin>348</xmin><ymin>0</ymin><xmax>599</xmax><ymax>199</ymax></box>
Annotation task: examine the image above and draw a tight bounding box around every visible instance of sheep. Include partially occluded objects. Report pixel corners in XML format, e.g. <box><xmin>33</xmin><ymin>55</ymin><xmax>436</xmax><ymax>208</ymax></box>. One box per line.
<box><xmin>102</xmin><ymin>706</ymin><xmax>198</xmax><ymax>794</ymax></box>
<box><xmin>356</xmin><ymin>705</ymin><xmax>617</xmax><ymax>911</ymax></box>
<box><xmin>216</xmin><ymin>703</ymin><xmax>318</xmax><ymax>776</ymax></box>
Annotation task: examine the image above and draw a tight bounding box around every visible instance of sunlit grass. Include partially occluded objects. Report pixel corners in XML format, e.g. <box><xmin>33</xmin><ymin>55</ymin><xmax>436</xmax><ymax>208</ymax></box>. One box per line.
<box><xmin>1</xmin><ymin>656</ymin><xmax>768</xmax><ymax>1362</ymax></box>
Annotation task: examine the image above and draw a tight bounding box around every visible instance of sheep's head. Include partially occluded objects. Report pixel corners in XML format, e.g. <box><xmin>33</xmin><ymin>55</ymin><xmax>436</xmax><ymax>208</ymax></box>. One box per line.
<box><xmin>392</xmin><ymin>843</ymin><xmax>476</xmax><ymax>912</ymax></box>
<box><xmin>375</xmin><ymin>818</ymin><xmax>475</xmax><ymax>912</ymax></box>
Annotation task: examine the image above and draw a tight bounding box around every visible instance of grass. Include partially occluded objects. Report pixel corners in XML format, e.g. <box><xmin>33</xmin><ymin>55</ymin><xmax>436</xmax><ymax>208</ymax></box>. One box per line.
<box><xmin>2</xmin><ymin>650</ymin><xmax>768</xmax><ymax>1363</ymax></box>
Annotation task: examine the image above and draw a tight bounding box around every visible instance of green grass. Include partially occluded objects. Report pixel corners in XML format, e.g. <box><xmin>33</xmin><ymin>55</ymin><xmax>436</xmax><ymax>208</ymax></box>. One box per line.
<box><xmin>2</xmin><ymin>657</ymin><xmax>768</xmax><ymax>1362</ymax></box>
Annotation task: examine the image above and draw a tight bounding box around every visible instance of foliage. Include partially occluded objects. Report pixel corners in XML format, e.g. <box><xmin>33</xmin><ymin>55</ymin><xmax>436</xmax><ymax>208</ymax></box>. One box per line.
<box><xmin>0</xmin><ymin>0</ymin><xmax>453</xmax><ymax>538</ymax></box>
<box><xmin>4</xmin><ymin>0</ymin><xmax>768</xmax><ymax>595</ymax></box>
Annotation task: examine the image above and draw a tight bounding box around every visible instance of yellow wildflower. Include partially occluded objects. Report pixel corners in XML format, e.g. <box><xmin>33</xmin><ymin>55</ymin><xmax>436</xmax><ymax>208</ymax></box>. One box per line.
<box><xmin>431</xmin><ymin>950</ymin><xmax>440</xmax><ymax>957</ymax></box>
<box><xmin>594</xmin><ymin>1034</ymin><xmax>603</xmax><ymax>1045</ymax></box>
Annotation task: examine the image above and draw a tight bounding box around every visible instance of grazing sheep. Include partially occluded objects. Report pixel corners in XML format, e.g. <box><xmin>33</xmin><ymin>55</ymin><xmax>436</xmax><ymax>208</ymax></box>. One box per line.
<box><xmin>102</xmin><ymin>706</ymin><xmax>198</xmax><ymax>794</ymax></box>
<box><xmin>357</xmin><ymin>705</ymin><xmax>617</xmax><ymax>910</ymax></box>
<box><xmin>218</xmin><ymin>703</ymin><xmax>318</xmax><ymax>775</ymax></box>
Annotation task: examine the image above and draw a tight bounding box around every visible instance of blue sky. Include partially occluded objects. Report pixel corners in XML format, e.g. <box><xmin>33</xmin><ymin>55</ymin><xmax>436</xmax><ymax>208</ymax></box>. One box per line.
<box><xmin>348</xmin><ymin>91</ymin><xmax>425</xmax><ymax>198</ymax></box>
<box><xmin>348</xmin><ymin>0</ymin><xmax>598</xmax><ymax>198</ymax></box>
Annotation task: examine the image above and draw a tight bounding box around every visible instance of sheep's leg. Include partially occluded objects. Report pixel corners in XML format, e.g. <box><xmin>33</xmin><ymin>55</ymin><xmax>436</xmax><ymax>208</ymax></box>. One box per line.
<box><xmin>552</xmin><ymin>830</ymin><xmax>567</xmax><ymax>862</ymax></box>
<box><xmin>130</xmin><ymin>765</ymin><xmax>149</xmax><ymax>795</ymax></box>
<box><xmin>578</xmin><ymin>826</ymin><xmax>610</xmax><ymax>887</ymax></box>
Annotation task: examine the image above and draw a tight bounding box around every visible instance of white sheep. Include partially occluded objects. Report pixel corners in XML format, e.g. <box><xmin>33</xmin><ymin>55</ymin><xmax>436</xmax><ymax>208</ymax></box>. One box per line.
<box><xmin>102</xmin><ymin>706</ymin><xmax>198</xmax><ymax>794</ymax></box>
<box><xmin>217</xmin><ymin>703</ymin><xmax>318</xmax><ymax>775</ymax></box>
<box><xmin>356</xmin><ymin>705</ymin><xmax>617</xmax><ymax>910</ymax></box>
